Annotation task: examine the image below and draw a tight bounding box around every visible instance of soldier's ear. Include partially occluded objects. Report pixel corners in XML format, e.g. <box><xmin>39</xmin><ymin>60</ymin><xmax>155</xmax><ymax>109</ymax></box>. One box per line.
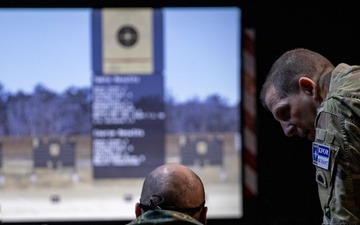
<box><xmin>199</xmin><ymin>206</ymin><xmax>208</xmax><ymax>225</ymax></box>
<box><xmin>299</xmin><ymin>77</ymin><xmax>316</xmax><ymax>97</ymax></box>
<box><xmin>135</xmin><ymin>202</ymin><xmax>142</xmax><ymax>217</ymax></box>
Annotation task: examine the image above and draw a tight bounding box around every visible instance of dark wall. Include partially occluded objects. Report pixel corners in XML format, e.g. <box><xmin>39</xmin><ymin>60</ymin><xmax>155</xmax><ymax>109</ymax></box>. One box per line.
<box><xmin>241</xmin><ymin>1</ymin><xmax>360</xmax><ymax>225</ymax></box>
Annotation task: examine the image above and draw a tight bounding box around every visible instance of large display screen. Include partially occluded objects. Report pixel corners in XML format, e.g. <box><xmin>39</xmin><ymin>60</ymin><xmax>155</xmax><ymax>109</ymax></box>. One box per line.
<box><xmin>0</xmin><ymin>7</ymin><xmax>242</xmax><ymax>223</ymax></box>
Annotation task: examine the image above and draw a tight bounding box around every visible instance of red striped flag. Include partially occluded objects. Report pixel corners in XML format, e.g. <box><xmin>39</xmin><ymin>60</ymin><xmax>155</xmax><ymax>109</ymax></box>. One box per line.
<box><xmin>242</xmin><ymin>28</ymin><xmax>257</xmax><ymax>196</ymax></box>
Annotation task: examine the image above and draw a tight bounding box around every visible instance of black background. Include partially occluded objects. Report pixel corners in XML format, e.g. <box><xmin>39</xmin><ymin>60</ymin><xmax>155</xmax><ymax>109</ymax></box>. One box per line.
<box><xmin>2</xmin><ymin>1</ymin><xmax>360</xmax><ymax>225</ymax></box>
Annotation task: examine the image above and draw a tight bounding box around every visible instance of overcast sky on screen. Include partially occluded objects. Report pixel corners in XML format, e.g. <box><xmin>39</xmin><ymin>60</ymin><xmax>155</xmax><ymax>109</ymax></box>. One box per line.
<box><xmin>0</xmin><ymin>7</ymin><xmax>240</xmax><ymax>105</ymax></box>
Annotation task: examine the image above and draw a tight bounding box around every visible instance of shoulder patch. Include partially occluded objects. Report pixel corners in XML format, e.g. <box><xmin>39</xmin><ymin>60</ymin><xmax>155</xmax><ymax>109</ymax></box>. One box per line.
<box><xmin>315</xmin><ymin>169</ymin><xmax>327</xmax><ymax>188</ymax></box>
<box><xmin>312</xmin><ymin>142</ymin><xmax>330</xmax><ymax>170</ymax></box>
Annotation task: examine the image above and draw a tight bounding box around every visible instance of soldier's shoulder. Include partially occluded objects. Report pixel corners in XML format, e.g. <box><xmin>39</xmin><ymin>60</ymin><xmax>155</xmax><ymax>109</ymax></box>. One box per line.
<box><xmin>126</xmin><ymin>210</ymin><xmax>204</xmax><ymax>225</ymax></box>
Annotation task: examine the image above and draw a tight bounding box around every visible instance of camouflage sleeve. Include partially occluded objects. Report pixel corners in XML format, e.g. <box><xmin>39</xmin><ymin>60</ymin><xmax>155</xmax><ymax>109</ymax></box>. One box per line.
<box><xmin>314</xmin><ymin>99</ymin><xmax>360</xmax><ymax>225</ymax></box>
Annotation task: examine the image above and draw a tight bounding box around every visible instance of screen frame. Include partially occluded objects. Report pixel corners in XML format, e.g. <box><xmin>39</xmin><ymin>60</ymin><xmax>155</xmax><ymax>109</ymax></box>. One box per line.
<box><xmin>0</xmin><ymin>1</ymin><xmax>246</xmax><ymax>225</ymax></box>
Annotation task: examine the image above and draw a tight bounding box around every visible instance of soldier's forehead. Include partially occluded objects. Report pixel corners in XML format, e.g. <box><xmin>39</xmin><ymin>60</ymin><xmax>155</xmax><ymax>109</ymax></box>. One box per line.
<box><xmin>265</xmin><ymin>85</ymin><xmax>279</xmax><ymax>110</ymax></box>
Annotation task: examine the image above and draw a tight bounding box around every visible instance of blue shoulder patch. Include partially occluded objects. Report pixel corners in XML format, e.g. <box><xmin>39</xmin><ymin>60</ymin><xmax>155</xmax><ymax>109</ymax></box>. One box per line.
<box><xmin>312</xmin><ymin>142</ymin><xmax>330</xmax><ymax>170</ymax></box>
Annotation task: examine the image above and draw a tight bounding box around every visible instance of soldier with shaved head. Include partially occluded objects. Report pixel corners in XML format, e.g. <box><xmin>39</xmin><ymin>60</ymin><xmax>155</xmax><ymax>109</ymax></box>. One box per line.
<box><xmin>127</xmin><ymin>163</ymin><xmax>207</xmax><ymax>225</ymax></box>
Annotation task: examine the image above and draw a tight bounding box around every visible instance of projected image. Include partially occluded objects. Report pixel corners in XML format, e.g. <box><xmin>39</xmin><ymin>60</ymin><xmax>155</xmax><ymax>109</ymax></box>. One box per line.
<box><xmin>0</xmin><ymin>7</ymin><xmax>241</xmax><ymax>222</ymax></box>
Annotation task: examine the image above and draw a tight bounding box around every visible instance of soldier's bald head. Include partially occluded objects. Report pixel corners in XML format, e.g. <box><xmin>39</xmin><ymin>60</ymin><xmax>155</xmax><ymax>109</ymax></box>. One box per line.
<box><xmin>140</xmin><ymin>163</ymin><xmax>206</xmax><ymax>210</ymax></box>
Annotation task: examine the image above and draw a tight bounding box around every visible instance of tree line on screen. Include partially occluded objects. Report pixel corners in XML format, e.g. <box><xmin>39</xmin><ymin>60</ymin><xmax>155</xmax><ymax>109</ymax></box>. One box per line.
<box><xmin>0</xmin><ymin>84</ymin><xmax>239</xmax><ymax>137</ymax></box>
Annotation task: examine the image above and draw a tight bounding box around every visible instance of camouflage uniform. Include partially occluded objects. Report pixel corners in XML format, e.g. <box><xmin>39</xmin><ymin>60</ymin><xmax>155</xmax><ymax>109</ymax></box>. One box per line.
<box><xmin>314</xmin><ymin>63</ymin><xmax>360</xmax><ymax>225</ymax></box>
<box><xmin>126</xmin><ymin>209</ymin><xmax>204</xmax><ymax>225</ymax></box>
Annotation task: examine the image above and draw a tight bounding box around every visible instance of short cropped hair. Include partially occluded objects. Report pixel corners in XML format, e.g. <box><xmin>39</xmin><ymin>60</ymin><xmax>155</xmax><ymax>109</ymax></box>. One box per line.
<box><xmin>260</xmin><ymin>48</ymin><xmax>334</xmax><ymax>109</ymax></box>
